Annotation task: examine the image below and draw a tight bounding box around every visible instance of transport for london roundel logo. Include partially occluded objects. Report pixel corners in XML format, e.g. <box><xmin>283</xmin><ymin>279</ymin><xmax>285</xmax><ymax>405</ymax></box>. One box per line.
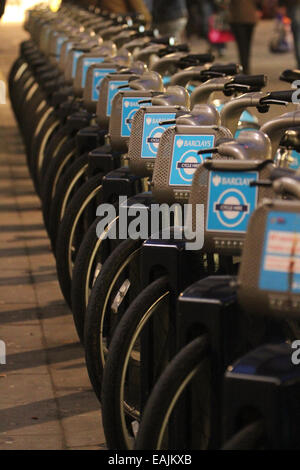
<box><xmin>214</xmin><ymin>188</ymin><xmax>249</xmax><ymax>228</ymax></box>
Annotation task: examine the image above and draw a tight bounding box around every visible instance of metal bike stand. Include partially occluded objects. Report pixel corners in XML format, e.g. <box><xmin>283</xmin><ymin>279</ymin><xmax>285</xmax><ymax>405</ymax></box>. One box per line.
<box><xmin>223</xmin><ymin>343</ymin><xmax>300</xmax><ymax>449</ymax></box>
<box><xmin>174</xmin><ymin>275</ymin><xmax>239</xmax><ymax>449</ymax></box>
<box><xmin>139</xmin><ymin>236</ymin><xmax>206</xmax><ymax>411</ymax></box>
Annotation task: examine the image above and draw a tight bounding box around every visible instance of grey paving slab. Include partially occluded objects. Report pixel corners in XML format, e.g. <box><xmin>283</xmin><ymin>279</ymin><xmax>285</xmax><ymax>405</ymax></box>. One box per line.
<box><xmin>0</xmin><ymin>23</ymin><xmax>104</xmax><ymax>450</ymax></box>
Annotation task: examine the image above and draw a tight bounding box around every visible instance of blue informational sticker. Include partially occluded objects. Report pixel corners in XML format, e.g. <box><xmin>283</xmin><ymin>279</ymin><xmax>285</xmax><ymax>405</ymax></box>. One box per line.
<box><xmin>91</xmin><ymin>68</ymin><xmax>116</xmax><ymax>102</ymax></box>
<box><xmin>259</xmin><ymin>211</ymin><xmax>300</xmax><ymax>293</ymax></box>
<box><xmin>141</xmin><ymin>112</ymin><xmax>176</xmax><ymax>158</ymax></box>
<box><xmin>121</xmin><ymin>96</ymin><xmax>150</xmax><ymax>137</ymax></box>
<box><xmin>169</xmin><ymin>134</ymin><xmax>215</xmax><ymax>186</ymax></box>
<box><xmin>81</xmin><ymin>57</ymin><xmax>105</xmax><ymax>87</ymax></box>
<box><xmin>72</xmin><ymin>50</ymin><xmax>84</xmax><ymax>78</ymax></box>
<box><xmin>206</xmin><ymin>171</ymin><xmax>258</xmax><ymax>233</ymax></box>
<box><xmin>56</xmin><ymin>35</ymin><xmax>67</xmax><ymax>59</ymax></box>
<box><xmin>290</xmin><ymin>150</ymin><xmax>300</xmax><ymax>170</ymax></box>
<box><xmin>107</xmin><ymin>80</ymin><xmax>129</xmax><ymax>116</ymax></box>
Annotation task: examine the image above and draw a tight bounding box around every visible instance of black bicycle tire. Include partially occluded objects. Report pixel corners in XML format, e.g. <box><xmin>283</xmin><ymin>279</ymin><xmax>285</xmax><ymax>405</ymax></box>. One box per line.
<box><xmin>55</xmin><ymin>173</ymin><xmax>103</xmax><ymax>307</ymax></box>
<box><xmin>101</xmin><ymin>276</ymin><xmax>170</xmax><ymax>450</ymax></box>
<box><xmin>29</xmin><ymin>111</ymin><xmax>59</xmax><ymax>191</ymax></box>
<box><xmin>47</xmin><ymin>152</ymin><xmax>88</xmax><ymax>249</ymax></box>
<box><xmin>41</xmin><ymin>137</ymin><xmax>77</xmax><ymax>235</ymax></box>
<box><xmin>40</xmin><ymin>124</ymin><xmax>73</xmax><ymax>183</ymax></box>
<box><xmin>221</xmin><ymin>421</ymin><xmax>265</xmax><ymax>450</ymax></box>
<box><xmin>134</xmin><ymin>336</ymin><xmax>209</xmax><ymax>450</ymax></box>
<box><xmin>84</xmin><ymin>236</ymin><xmax>143</xmax><ymax>395</ymax></box>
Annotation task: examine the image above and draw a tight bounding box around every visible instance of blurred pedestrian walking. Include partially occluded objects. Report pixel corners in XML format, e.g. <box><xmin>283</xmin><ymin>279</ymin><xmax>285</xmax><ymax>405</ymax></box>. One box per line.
<box><xmin>99</xmin><ymin>0</ymin><xmax>152</xmax><ymax>25</ymax></box>
<box><xmin>279</xmin><ymin>0</ymin><xmax>300</xmax><ymax>68</ymax></box>
<box><xmin>0</xmin><ymin>0</ymin><xmax>6</xmax><ymax>19</ymax></box>
<box><xmin>151</xmin><ymin>0</ymin><xmax>188</xmax><ymax>41</ymax></box>
<box><xmin>229</xmin><ymin>0</ymin><xmax>263</xmax><ymax>73</ymax></box>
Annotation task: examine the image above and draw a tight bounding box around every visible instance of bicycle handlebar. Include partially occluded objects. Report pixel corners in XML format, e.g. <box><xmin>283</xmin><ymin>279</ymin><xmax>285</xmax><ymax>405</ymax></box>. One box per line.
<box><xmin>207</xmin><ymin>63</ymin><xmax>241</xmax><ymax>76</ymax></box>
<box><xmin>175</xmin><ymin>53</ymin><xmax>215</xmax><ymax>69</ymax></box>
<box><xmin>260</xmin><ymin>89</ymin><xmax>295</xmax><ymax>104</ymax></box>
<box><xmin>273</xmin><ymin>177</ymin><xmax>300</xmax><ymax>199</ymax></box>
<box><xmin>261</xmin><ymin>111</ymin><xmax>300</xmax><ymax>157</ymax></box>
<box><xmin>231</xmin><ymin>74</ymin><xmax>267</xmax><ymax>89</ymax></box>
<box><xmin>198</xmin><ymin>130</ymin><xmax>271</xmax><ymax>161</ymax></box>
<box><xmin>270</xmin><ymin>167</ymin><xmax>300</xmax><ymax>181</ymax></box>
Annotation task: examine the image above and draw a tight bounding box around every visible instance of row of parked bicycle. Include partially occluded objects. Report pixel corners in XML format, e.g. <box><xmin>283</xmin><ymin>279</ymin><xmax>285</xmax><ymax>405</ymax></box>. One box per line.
<box><xmin>8</xmin><ymin>2</ymin><xmax>300</xmax><ymax>450</ymax></box>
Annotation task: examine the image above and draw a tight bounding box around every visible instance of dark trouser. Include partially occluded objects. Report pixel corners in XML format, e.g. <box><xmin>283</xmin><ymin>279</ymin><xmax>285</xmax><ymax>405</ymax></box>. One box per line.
<box><xmin>230</xmin><ymin>23</ymin><xmax>255</xmax><ymax>74</ymax></box>
<box><xmin>287</xmin><ymin>5</ymin><xmax>300</xmax><ymax>68</ymax></box>
<box><xmin>0</xmin><ymin>0</ymin><xmax>6</xmax><ymax>19</ymax></box>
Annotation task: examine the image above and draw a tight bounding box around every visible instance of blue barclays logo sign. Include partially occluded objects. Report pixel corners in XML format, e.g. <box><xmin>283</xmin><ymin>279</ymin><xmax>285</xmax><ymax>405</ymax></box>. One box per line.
<box><xmin>141</xmin><ymin>112</ymin><xmax>176</xmax><ymax>158</ymax></box>
<box><xmin>259</xmin><ymin>211</ymin><xmax>300</xmax><ymax>293</ymax></box>
<box><xmin>91</xmin><ymin>68</ymin><xmax>116</xmax><ymax>102</ymax></box>
<box><xmin>81</xmin><ymin>57</ymin><xmax>105</xmax><ymax>87</ymax></box>
<box><xmin>107</xmin><ymin>80</ymin><xmax>129</xmax><ymax>116</ymax></box>
<box><xmin>206</xmin><ymin>170</ymin><xmax>258</xmax><ymax>233</ymax></box>
<box><xmin>121</xmin><ymin>97</ymin><xmax>151</xmax><ymax>137</ymax></box>
<box><xmin>72</xmin><ymin>50</ymin><xmax>84</xmax><ymax>78</ymax></box>
<box><xmin>169</xmin><ymin>134</ymin><xmax>215</xmax><ymax>186</ymax></box>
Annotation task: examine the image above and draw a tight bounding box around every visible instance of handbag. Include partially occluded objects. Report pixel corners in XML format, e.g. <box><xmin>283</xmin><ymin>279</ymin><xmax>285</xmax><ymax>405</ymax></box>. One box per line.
<box><xmin>208</xmin><ymin>1</ymin><xmax>234</xmax><ymax>44</ymax></box>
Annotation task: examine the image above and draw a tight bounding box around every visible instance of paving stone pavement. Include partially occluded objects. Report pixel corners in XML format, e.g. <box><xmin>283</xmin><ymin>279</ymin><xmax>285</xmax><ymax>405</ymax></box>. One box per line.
<box><xmin>0</xmin><ymin>24</ymin><xmax>105</xmax><ymax>451</ymax></box>
<box><xmin>0</xmin><ymin>18</ymin><xmax>297</xmax><ymax>451</ymax></box>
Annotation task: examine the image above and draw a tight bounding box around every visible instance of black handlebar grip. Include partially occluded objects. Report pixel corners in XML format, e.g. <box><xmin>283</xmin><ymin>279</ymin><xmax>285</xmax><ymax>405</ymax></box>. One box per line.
<box><xmin>187</xmin><ymin>53</ymin><xmax>215</xmax><ymax>64</ymax></box>
<box><xmin>150</xmin><ymin>36</ymin><xmax>173</xmax><ymax>45</ymax></box>
<box><xmin>233</xmin><ymin>74</ymin><xmax>267</xmax><ymax>88</ymax></box>
<box><xmin>280</xmin><ymin>69</ymin><xmax>300</xmax><ymax>84</ymax></box>
<box><xmin>270</xmin><ymin>167</ymin><xmax>300</xmax><ymax>182</ymax></box>
<box><xmin>209</xmin><ymin>63</ymin><xmax>241</xmax><ymax>75</ymax></box>
<box><xmin>266</xmin><ymin>90</ymin><xmax>295</xmax><ymax>102</ymax></box>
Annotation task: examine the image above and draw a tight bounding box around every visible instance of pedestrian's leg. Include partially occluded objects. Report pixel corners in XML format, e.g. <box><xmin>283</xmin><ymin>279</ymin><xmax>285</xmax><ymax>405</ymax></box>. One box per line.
<box><xmin>231</xmin><ymin>24</ymin><xmax>246</xmax><ymax>72</ymax></box>
<box><xmin>289</xmin><ymin>6</ymin><xmax>300</xmax><ymax>68</ymax></box>
<box><xmin>231</xmin><ymin>23</ymin><xmax>254</xmax><ymax>74</ymax></box>
<box><xmin>244</xmin><ymin>24</ymin><xmax>255</xmax><ymax>74</ymax></box>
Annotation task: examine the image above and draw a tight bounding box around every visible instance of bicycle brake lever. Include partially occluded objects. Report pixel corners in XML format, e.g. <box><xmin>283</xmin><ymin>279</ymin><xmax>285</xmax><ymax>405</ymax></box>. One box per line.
<box><xmin>249</xmin><ymin>180</ymin><xmax>272</xmax><ymax>187</ymax></box>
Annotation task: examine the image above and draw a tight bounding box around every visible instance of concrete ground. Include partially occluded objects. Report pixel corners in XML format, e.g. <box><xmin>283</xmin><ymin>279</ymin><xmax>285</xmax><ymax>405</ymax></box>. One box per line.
<box><xmin>0</xmin><ymin>19</ymin><xmax>297</xmax><ymax>450</ymax></box>
<box><xmin>0</xmin><ymin>24</ymin><xmax>105</xmax><ymax>450</ymax></box>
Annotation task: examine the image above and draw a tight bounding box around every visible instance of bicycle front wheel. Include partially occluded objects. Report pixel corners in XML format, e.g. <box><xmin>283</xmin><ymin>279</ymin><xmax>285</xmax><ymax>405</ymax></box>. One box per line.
<box><xmin>101</xmin><ymin>276</ymin><xmax>171</xmax><ymax>450</ymax></box>
<box><xmin>135</xmin><ymin>336</ymin><xmax>211</xmax><ymax>450</ymax></box>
